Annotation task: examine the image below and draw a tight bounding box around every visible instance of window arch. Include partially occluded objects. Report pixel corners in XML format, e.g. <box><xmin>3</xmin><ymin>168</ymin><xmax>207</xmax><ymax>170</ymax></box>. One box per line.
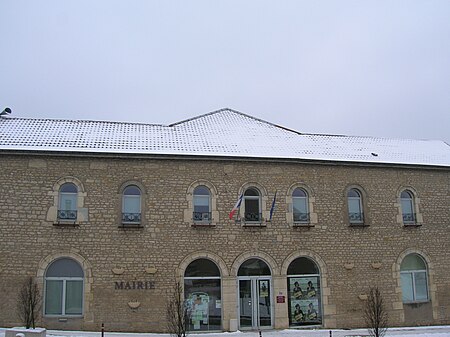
<box><xmin>184</xmin><ymin>259</ymin><xmax>222</xmax><ymax>331</ymax></box>
<box><xmin>122</xmin><ymin>185</ymin><xmax>142</xmax><ymax>225</ymax></box>
<box><xmin>238</xmin><ymin>258</ymin><xmax>271</xmax><ymax>276</ymax></box>
<box><xmin>286</xmin><ymin>183</ymin><xmax>317</xmax><ymax>227</ymax></box>
<box><xmin>47</xmin><ymin>177</ymin><xmax>87</xmax><ymax>224</ymax></box>
<box><xmin>243</xmin><ymin>187</ymin><xmax>262</xmax><ymax>222</ymax></box>
<box><xmin>400</xmin><ymin>254</ymin><xmax>429</xmax><ymax>303</ymax></box>
<box><xmin>185</xmin><ymin>180</ymin><xmax>218</xmax><ymax>226</ymax></box>
<box><xmin>44</xmin><ymin>257</ymin><xmax>84</xmax><ymax>316</ymax></box>
<box><xmin>292</xmin><ymin>188</ymin><xmax>309</xmax><ymax>223</ymax></box>
<box><xmin>287</xmin><ymin>257</ymin><xmax>322</xmax><ymax>326</ymax></box>
<box><xmin>347</xmin><ymin>188</ymin><xmax>364</xmax><ymax>224</ymax></box>
<box><xmin>400</xmin><ymin>190</ymin><xmax>416</xmax><ymax>224</ymax></box>
<box><xmin>193</xmin><ymin>185</ymin><xmax>211</xmax><ymax>222</ymax></box>
<box><xmin>58</xmin><ymin>183</ymin><xmax>78</xmax><ymax>220</ymax></box>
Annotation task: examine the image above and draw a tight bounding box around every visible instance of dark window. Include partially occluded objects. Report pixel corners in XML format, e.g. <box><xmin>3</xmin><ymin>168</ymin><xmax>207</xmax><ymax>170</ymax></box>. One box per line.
<box><xmin>244</xmin><ymin>188</ymin><xmax>261</xmax><ymax>222</ymax></box>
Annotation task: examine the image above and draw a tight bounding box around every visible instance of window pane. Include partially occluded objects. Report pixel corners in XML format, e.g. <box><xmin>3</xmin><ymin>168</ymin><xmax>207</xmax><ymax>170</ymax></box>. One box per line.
<box><xmin>348</xmin><ymin>198</ymin><xmax>361</xmax><ymax>214</ymax></box>
<box><xmin>287</xmin><ymin>257</ymin><xmax>319</xmax><ymax>275</ymax></box>
<box><xmin>245</xmin><ymin>199</ymin><xmax>259</xmax><ymax>213</ymax></box>
<box><xmin>244</xmin><ymin>188</ymin><xmax>259</xmax><ymax>196</ymax></box>
<box><xmin>238</xmin><ymin>259</ymin><xmax>271</xmax><ymax>276</ymax></box>
<box><xmin>185</xmin><ymin>278</ymin><xmax>221</xmax><ymax>331</ymax></box>
<box><xmin>401</xmin><ymin>273</ymin><xmax>414</xmax><ymax>302</ymax></box>
<box><xmin>194</xmin><ymin>195</ymin><xmax>209</xmax><ymax>207</ymax></box>
<box><xmin>60</xmin><ymin>183</ymin><xmax>77</xmax><ymax>193</ymax></box>
<box><xmin>60</xmin><ymin>194</ymin><xmax>77</xmax><ymax>211</ymax></box>
<box><xmin>123</xmin><ymin>196</ymin><xmax>140</xmax><ymax>213</ymax></box>
<box><xmin>414</xmin><ymin>272</ymin><xmax>428</xmax><ymax>301</ymax></box>
<box><xmin>347</xmin><ymin>189</ymin><xmax>360</xmax><ymax>198</ymax></box>
<box><xmin>46</xmin><ymin>258</ymin><xmax>84</xmax><ymax>277</ymax></box>
<box><xmin>123</xmin><ymin>186</ymin><xmax>141</xmax><ymax>195</ymax></box>
<box><xmin>45</xmin><ymin>280</ymin><xmax>63</xmax><ymax>315</ymax></box>
<box><xmin>185</xmin><ymin>259</ymin><xmax>220</xmax><ymax>277</ymax></box>
<box><xmin>194</xmin><ymin>186</ymin><xmax>210</xmax><ymax>196</ymax></box>
<box><xmin>292</xmin><ymin>188</ymin><xmax>307</xmax><ymax>197</ymax></box>
<box><xmin>401</xmin><ymin>190</ymin><xmax>412</xmax><ymax>199</ymax></box>
<box><xmin>401</xmin><ymin>254</ymin><xmax>426</xmax><ymax>271</ymax></box>
<box><xmin>293</xmin><ymin>198</ymin><xmax>307</xmax><ymax>214</ymax></box>
<box><xmin>401</xmin><ymin>199</ymin><xmax>413</xmax><ymax>215</ymax></box>
<box><xmin>65</xmin><ymin>280</ymin><xmax>83</xmax><ymax>315</ymax></box>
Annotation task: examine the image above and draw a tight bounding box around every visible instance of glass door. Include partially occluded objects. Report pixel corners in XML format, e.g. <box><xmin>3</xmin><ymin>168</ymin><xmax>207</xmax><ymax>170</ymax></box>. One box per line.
<box><xmin>238</xmin><ymin>277</ymin><xmax>272</xmax><ymax>329</ymax></box>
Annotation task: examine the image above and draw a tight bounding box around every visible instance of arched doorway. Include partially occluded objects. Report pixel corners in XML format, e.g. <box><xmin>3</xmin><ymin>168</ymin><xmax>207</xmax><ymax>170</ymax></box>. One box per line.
<box><xmin>287</xmin><ymin>257</ymin><xmax>322</xmax><ymax>326</ymax></box>
<box><xmin>237</xmin><ymin>258</ymin><xmax>272</xmax><ymax>329</ymax></box>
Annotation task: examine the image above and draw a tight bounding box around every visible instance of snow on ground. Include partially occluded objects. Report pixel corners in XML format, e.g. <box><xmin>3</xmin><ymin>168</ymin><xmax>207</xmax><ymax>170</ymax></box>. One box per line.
<box><xmin>1</xmin><ymin>326</ymin><xmax>450</xmax><ymax>337</ymax></box>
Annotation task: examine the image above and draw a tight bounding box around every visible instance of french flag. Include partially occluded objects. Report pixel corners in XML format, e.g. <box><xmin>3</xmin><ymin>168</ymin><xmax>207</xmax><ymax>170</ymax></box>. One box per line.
<box><xmin>229</xmin><ymin>193</ymin><xmax>243</xmax><ymax>220</ymax></box>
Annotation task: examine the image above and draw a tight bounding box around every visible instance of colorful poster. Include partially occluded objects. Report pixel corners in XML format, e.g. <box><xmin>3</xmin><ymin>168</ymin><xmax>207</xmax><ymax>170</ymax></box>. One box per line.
<box><xmin>288</xmin><ymin>276</ymin><xmax>321</xmax><ymax>326</ymax></box>
<box><xmin>289</xmin><ymin>277</ymin><xmax>319</xmax><ymax>300</ymax></box>
<box><xmin>187</xmin><ymin>292</ymin><xmax>209</xmax><ymax>329</ymax></box>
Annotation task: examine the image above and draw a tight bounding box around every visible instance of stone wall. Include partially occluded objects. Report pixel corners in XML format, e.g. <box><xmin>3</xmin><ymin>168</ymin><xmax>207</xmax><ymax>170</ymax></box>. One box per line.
<box><xmin>0</xmin><ymin>153</ymin><xmax>448</xmax><ymax>332</ymax></box>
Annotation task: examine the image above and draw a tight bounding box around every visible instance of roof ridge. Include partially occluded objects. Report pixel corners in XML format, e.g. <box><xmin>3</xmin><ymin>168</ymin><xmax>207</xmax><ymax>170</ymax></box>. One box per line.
<box><xmin>169</xmin><ymin>107</ymin><xmax>304</xmax><ymax>136</ymax></box>
<box><xmin>168</xmin><ymin>107</ymin><xmax>235</xmax><ymax>126</ymax></box>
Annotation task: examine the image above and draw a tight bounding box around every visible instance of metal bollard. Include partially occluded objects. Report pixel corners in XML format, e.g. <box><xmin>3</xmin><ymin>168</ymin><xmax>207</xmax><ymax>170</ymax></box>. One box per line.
<box><xmin>329</xmin><ymin>330</ymin><xmax>332</xmax><ymax>337</ymax></box>
<box><xmin>101</xmin><ymin>323</ymin><xmax>104</xmax><ymax>337</ymax></box>
<box><xmin>258</xmin><ymin>330</ymin><xmax>262</xmax><ymax>337</ymax></box>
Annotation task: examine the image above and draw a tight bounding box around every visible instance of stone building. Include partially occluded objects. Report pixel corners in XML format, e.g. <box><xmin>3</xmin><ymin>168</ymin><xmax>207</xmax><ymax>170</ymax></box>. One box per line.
<box><xmin>0</xmin><ymin>108</ymin><xmax>449</xmax><ymax>332</ymax></box>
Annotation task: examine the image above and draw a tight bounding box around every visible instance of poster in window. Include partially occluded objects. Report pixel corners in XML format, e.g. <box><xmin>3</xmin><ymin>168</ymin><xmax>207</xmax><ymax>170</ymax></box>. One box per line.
<box><xmin>289</xmin><ymin>276</ymin><xmax>321</xmax><ymax>326</ymax></box>
<box><xmin>291</xmin><ymin>299</ymin><xmax>305</xmax><ymax>323</ymax></box>
<box><xmin>259</xmin><ymin>280</ymin><xmax>269</xmax><ymax>297</ymax></box>
<box><xmin>304</xmin><ymin>299</ymin><xmax>320</xmax><ymax>322</ymax></box>
<box><xmin>289</xmin><ymin>277</ymin><xmax>318</xmax><ymax>299</ymax></box>
<box><xmin>187</xmin><ymin>292</ymin><xmax>209</xmax><ymax>329</ymax></box>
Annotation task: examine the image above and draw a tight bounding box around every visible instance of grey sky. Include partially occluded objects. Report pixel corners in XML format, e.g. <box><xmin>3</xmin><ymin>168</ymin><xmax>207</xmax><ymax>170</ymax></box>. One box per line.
<box><xmin>1</xmin><ymin>1</ymin><xmax>449</xmax><ymax>143</ymax></box>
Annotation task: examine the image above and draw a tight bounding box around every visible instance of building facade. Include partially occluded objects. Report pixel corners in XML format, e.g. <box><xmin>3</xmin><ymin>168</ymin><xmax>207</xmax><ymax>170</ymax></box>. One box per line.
<box><xmin>0</xmin><ymin>109</ymin><xmax>449</xmax><ymax>332</ymax></box>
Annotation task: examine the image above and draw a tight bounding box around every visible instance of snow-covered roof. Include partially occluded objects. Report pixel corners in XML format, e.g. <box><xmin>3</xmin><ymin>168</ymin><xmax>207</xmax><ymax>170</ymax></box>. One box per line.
<box><xmin>0</xmin><ymin>108</ymin><xmax>449</xmax><ymax>167</ymax></box>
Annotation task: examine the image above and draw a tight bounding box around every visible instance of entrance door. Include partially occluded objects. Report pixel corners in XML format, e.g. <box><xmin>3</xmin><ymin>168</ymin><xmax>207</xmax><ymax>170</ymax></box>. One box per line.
<box><xmin>239</xmin><ymin>277</ymin><xmax>272</xmax><ymax>329</ymax></box>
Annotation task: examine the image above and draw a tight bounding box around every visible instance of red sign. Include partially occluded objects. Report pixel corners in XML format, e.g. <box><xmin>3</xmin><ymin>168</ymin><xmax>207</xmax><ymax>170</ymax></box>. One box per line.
<box><xmin>276</xmin><ymin>295</ymin><xmax>285</xmax><ymax>303</ymax></box>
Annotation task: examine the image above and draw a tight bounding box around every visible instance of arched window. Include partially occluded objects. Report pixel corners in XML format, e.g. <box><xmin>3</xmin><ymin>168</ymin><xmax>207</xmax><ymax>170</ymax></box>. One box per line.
<box><xmin>122</xmin><ymin>185</ymin><xmax>141</xmax><ymax>224</ymax></box>
<box><xmin>400</xmin><ymin>254</ymin><xmax>428</xmax><ymax>303</ymax></box>
<box><xmin>45</xmin><ymin>258</ymin><xmax>84</xmax><ymax>316</ymax></box>
<box><xmin>244</xmin><ymin>187</ymin><xmax>261</xmax><ymax>222</ymax></box>
<box><xmin>58</xmin><ymin>183</ymin><xmax>78</xmax><ymax>220</ymax></box>
<box><xmin>347</xmin><ymin>188</ymin><xmax>363</xmax><ymax>224</ymax></box>
<box><xmin>287</xmin><ymin>257</ymin><xmax>321</xmax><ymax>326</ymax></box>
<box><xmin>400</xmin><ymin>190</ymin><xmax>416</xmax><ymax>224</ymax></box>
<box><xmin>184</xmin><ymin>259</ymin><xmax>221</xmax><ymax>331</ymax></box>
<box><xmin>238</xmin><ymin>258</ymin><xmax>271</xmax><ymax>276</ymax></box>
<box><xmin>193</xmin><ymin>186</ymin><xmax>211</xmax><ymax>222</ymax></box>
<box><xmin>293</xmin><ymin>188</ymin><xmax>309</xmax><ymax>223</ymax></box>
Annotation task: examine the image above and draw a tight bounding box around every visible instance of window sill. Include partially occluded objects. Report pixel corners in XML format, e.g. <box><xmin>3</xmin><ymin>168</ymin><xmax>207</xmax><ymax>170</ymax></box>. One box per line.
<box><xmin>293</xmin><ymin>222</ymin><xmax>314</xmax><ymax>227</ymax></box>
<box><xmin>403</xmin><ymin>300</ymin><xmax>430</xmax><ymax>305</ymax></box>
<box><xmin>118</xmin><ymin>223</ymin><xmax>143</xmax><ymax>229</ymax></box>
<box><xmin>403</xmin><ymin>223</ymin><xmax>422</xmax><ymax>227</ymax></box>
<box><xmin>53</xmin><ymin>221</ymin><xmax>79</xmax><ymax>227</ymax></box>
<box><xmin>191</xmin><ymin>222</ymin><xmax>215</xmax><ymax>227</ymax></box>
<box><xmin>349</xmin><ymin>222</ymin><xmax>369</xmax><ymax>227</ymax></box>
<box><xmin>242</xmin><ymin>222</ymin><xmax>266</xmax><ymax>227</ymax></box>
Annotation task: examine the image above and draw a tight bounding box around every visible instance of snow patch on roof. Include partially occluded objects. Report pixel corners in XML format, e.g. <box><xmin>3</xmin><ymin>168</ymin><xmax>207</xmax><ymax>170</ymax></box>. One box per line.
<box><xmin>0</xmin><ymin>109</ymin><xmax>449</xmax><ymax>167</ymax></box>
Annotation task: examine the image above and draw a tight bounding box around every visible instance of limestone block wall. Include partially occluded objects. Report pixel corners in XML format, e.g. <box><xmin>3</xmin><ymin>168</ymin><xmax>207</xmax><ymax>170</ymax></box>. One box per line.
<box><xmin>0</xmin><ymin>153</ymin><xmax>448</xmax><ymax>332</ymax></box>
